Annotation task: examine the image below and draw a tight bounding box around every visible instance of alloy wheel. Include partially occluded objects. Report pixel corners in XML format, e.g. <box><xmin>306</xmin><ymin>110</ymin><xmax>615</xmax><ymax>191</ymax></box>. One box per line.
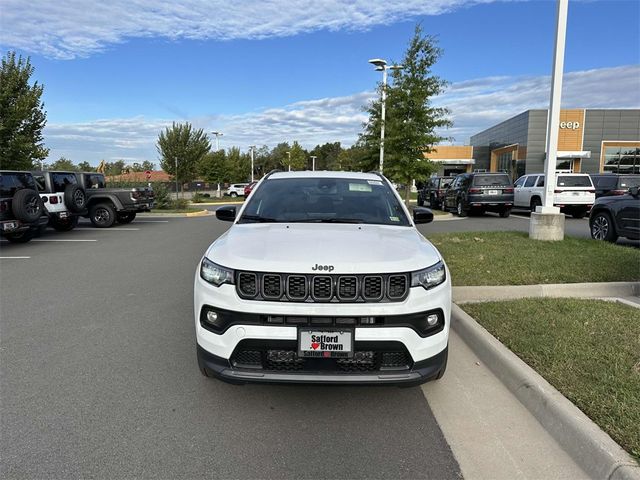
<box><xmin>591</xmin><ymin>215</ymin><xmax>609</xmax><ymax>240</ymax></box>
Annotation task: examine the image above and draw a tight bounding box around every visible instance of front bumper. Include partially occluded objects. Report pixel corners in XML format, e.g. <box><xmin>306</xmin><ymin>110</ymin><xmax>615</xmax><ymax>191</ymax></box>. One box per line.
<box><xmin>197</xmin><ymin>343</ymin><xmax>447</xmax><ymax>386</ymax></box>
<box><xmin>194</xmin><ymin>272</ymin><xmax>451</xmax><ymax>384</ymax></box>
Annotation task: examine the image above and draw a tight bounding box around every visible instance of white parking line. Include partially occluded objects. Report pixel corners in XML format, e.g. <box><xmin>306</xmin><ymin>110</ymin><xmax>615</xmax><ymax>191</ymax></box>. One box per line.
<box><xmin>0</xmin><ymin>239</ymin><xmax>97</xmax><ymax>243</ymax></box>
<box><xmin>511</xmin><ymin>214</ymin><xmax>531</xmax><ymax>220</ymax></box>
<box><xmin>77</xmin><ymin>228</ymin><xmax>140</xmax><ymax>231</ymax></box>
<box><xmin>0</xmin><ymin>256</ymin><xmax>31</xmax><ymax>259</ymax></box>
<box><xmin>132</xmin><ymin>220</ymin><xmax>169</xmax><ymax>223</ymax></box>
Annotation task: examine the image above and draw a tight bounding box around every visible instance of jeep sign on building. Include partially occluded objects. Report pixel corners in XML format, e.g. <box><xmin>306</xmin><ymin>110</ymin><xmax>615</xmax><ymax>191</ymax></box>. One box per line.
<box><xmin>425</xmin><ymin>109</ymin><xmax>640</xmax><ymax>180</ymax></box>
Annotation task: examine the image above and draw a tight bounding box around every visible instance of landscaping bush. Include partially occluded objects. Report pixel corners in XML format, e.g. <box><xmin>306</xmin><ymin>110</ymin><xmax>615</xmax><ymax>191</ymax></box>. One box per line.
<box><xmin>192</xmin><ymin>192</ymin><xmax>206</xmax><ymax>203</ymax></box>
<box><xmin>171</xmin><ymin>198</ymin><xmax>190</xmax><ymax>210</ymax></box>
<box><xmin>152</xmin><ymin>183</ymin><xmax>172</xmax><ymax>209</ymax></box>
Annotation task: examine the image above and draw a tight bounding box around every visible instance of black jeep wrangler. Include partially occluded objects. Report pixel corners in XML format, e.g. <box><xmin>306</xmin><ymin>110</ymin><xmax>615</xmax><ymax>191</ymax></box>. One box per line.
<box><xmin>77</xmin><ymin>172</ymin><xmax>155</xmax><ymax>227</ymax></box>
<box><xmin>0</xmin><ymin>170</ymin><xmax>48</xmax><ymax>243</ymax></box>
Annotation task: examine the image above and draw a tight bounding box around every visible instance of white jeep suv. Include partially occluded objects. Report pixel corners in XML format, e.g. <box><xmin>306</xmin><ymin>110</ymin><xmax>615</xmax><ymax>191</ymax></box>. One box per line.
<box><xmin>513</xmin><ymin>172</ymin><xmax>595</xmax><ymax>218</ymax></box>
<box><xmin>194</xmin><ymin>171</ymin><xmax>451</xmax><ymax>385</ymax></box>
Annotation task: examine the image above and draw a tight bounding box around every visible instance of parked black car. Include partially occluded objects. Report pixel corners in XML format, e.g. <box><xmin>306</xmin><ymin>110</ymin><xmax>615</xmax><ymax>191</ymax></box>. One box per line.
<box><xmin>590</xmin><ymin>174</ymin><xmax>640</xmax><ymax>198</ymax></box>
<box><xmin>0</xmin><ymin>170</ymin><xmax>48</xmax><ymax>243</ymax></box>
<box><xmin>32</xmin><ymin>170</ymin><xmax>87</xmax><ymax>231</ymax></box>
<box><xmin>589</xmin><ymin>186</ymin><xmax>640</xmax><ymax>242</ymax></box>
<box><xmin>443</xmin><ymin>172</ymin><xmax>514</xmax><ymax>217</ymax></box>
<box><xmin>76</xmin><ymin>172</ymin><xmax>155</xmax><ymax>227</ymax></box>
<box><xmin>418</xmin><ymin>176</ymin><xmax>455</xmax><ymax>209</ymax></box>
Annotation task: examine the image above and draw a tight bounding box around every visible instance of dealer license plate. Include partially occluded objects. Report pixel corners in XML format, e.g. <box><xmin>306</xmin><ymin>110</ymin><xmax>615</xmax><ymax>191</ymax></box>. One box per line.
<box><xmin>2</xmin><ymin>221</ymin><xmax>18</xmax><ymax>231</ymax></box>
<box><xmin>298</xmin><ymin>329</ymin><xmax>353</xmax><ymax>358</ymax></box>
<box><xmin>487</xmin><ymin>189</ymin><xmax>499</xmax><ymax>195</ymax></box>
<box><xmin>59</xmin><ymin>212</ymin><xmax>68</xmax><ymax>218</ymax></box>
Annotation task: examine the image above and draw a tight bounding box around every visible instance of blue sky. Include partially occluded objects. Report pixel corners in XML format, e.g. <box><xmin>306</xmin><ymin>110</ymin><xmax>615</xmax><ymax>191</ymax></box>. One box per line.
<box><xmin>1</xmin><ymin>0</ymin><xmax>639</xmax><ymax>166</ymax></box>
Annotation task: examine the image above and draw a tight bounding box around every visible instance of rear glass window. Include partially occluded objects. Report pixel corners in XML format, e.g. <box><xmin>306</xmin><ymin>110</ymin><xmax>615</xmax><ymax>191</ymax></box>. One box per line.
<box><xmin>591</xmin><ymin>176</ymin><xmax>615</xmax><ymax>188</ymax></box>
<box><xmin>557</xmin><ymin>175</ymin><xmax>592</xmax><ymax>187</ymax></box>
<box><xmin>51</xmin><ymin>173</ymin><xmax>78</xmax><ymax>192</ymax></box>
<box><xmin>439</xmin><ymin>178</ymin><xmax>454</xmax><ymax>188</ymax></box>
<box><xmin>618</xmin><ymin>176</ymin><xmax>640</xmax><ymax>188</ymax></box>
<box><xmin>472</xmin><ymin>174</ymin><xmax>511</xmax><ymax>186</ymax></box>
<box><xmin>0</xmin><ymin>173</ymin><xmax>36</xmax><ymax>197</ymax></box>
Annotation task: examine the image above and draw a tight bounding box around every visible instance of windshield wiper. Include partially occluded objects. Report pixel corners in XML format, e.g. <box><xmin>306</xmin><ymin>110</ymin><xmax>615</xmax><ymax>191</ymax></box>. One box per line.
<box><xmin>287</xmin><ymin>218</ymin><xmax>364</xmax><ymax>224</ymax></box>
<box><xmin>239</xmin><ymin>214</ymin><xmax>278</xmax><ymax>223</ymax></box>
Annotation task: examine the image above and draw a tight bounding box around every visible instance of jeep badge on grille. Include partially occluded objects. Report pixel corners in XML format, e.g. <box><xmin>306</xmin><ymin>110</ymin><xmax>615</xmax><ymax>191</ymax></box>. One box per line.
<box><xmin>311</xmin><ymin>264</ymin><xmax>334</xmax><ymax>272</ymax></box>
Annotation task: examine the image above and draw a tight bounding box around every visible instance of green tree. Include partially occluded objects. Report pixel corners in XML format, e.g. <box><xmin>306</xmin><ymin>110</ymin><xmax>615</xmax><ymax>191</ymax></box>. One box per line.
<box><xmin>141</xmin><ymin>160</ymin><xmax>155</xmax><ymax>171</ymax></box>
<box><xmin>224</xmin><ymin>147</ymin><xmax>251</xmax><ymax>182</ymax></box>
<box><xmin>50</xmin><ymin>156</ymin><xmax>77</xmax><ymax>171</ymax></box>
<box><xmin>362</xmin><ymin>25</ymin><xmax>451</xmax><ymax>205</ymax></box>
<box><xmin>105</xmin><ymin>160</ymin><xmax>126</xmax><ymax>176</ymax></box>
<box><xmin>310</xmin><ymin>142</ymin><xmax>343</xmax><ymax>170</ymax></box>
<box><xmin>157</xmin><ymin>122</ymin><xmax>211</xmax><ymax>186</ymax></box>
<box><xmin>337</xmin><ymin>143</ymin><xmax>369</xmax><ymax>172</ymax></box>
<box><xmin>77</xmin><ymin>161</ymin><xmax>95</xmax><ymax>172</ymax></box>
<box><xmin>0</xmin><ymin>51</ymin><xmax>48</xmax><ymax>169</ymax></box>
<box><xmin>288</xmin><ymin>141</ymin><xmax>307</xmax><ymax>171</ymax></box>
<box><xmin>198</xmin><ymin>150</ymin><xmax>226</xmax><ymax>184</ymax></box>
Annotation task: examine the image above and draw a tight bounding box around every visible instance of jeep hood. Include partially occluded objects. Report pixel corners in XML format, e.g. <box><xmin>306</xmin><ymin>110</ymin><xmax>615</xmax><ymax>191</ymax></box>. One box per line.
<box><xmin>205</xmin><ymin>223</ymin><xmax>442</xmax><ymax>274</ymax></box>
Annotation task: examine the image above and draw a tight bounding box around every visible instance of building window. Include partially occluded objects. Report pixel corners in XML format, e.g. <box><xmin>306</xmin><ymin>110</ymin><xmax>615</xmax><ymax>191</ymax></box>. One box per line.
<box><xmin>604</xmin><ymin>146</ymin><xmax>640</xmax><ymax>173</ymax></box>
<box><xmin>556</xmin><ymin>160</ymin><xmax>572</xmax><ymax>171</ymax></box>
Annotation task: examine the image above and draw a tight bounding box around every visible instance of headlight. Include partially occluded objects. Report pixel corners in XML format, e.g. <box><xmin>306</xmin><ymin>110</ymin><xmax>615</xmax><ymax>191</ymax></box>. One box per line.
<box><xmin>200</xmin><ymin>257</ymin><xmax>234</xmax><ymax>287</ymax></box>
<box><xmin>411</xmin><ymin>261</ymin><xmax>446</xmax><ymax>290</ymax></box>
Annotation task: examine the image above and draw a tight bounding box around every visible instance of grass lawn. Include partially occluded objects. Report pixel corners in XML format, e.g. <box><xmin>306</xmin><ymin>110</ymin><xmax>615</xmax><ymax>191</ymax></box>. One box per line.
<box><xmin>462</xmin><ymin>299</ymin><xmax>640</xmax><ymax>460</ymax></box>
<box><xmin>427</xmin><ymin>231</ymin><xmax>640</xmax><ymax>285</ymax></box>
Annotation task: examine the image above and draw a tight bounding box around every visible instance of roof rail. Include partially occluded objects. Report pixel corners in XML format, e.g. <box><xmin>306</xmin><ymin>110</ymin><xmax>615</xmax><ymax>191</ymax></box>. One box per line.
<box><xmin>263</xmin><ymin>169</ymin><xmax>282</xmax><ymax>179</ymax></box>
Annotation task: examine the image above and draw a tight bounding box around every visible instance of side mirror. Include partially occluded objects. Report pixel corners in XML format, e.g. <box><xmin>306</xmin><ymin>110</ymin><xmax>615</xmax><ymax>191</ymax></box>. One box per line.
<box><xmin>629</xmin><ymin>186</ymin><xmax>639</xmax><ymax>197</ymax></box>
<box><xmin>216</xmin><ymin>205</ymin><xmax>236</xmax><ymax>222</ymax></box>
<box><xmin>413</xmin><ymin>207</ymin><xmax>434</xmax><ymax>224</ymax></box>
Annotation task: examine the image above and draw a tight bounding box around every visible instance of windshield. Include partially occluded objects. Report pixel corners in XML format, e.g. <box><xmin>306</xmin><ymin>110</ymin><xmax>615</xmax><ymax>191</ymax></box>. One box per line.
<box><xmin>557</xmin><ymin>175</ymin><xmax>592</xmax><ymax>187</ymax></box>
<box><xmin>618</xmin><ymin>175</ymin><xmax>640</xmax><ymax>188</ymax></box>
<box><xmin>238</xmin><ymin>177</ymin><xmax>411</xmax><ymax>226</ymax></box>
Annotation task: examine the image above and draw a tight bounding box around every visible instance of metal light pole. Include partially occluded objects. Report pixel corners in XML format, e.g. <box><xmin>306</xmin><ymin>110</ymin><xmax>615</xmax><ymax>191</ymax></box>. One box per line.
<box><xmin>541</xmin><ymin>0</ymin><xmax>568</xmax><ymax>212</ymax></box>
<box><xmin>248</xmin><ymin>145</ymin><xmax>256</xmax><ymax>182</ymax></box>
<box><xmin>310</xmin><ymin>155</ymin><xmax>317</xmax><ymax>171</ymax></box>
<box><xmin>286</xmin><ymin>151</ymin><xmax>291</xmax><ymax>171</ymax></box>
<box><xmin>174</xmin><ymin>156</ymin><xmax>179</xmax><ymax>200</ymax></box>
<box><xmin>211</xmin><ymin>131</ymin><xmax>223</xmax><ymax>151</ymax></box>
<box><xmin>369</xmin><ymin>59</ymin><xmax>403</xmax><ymax>174</ymax></box>
<box><xmin>529</xmin><ymin>0</ymin><xmax>568</xmax><ymax>241</ymax></box>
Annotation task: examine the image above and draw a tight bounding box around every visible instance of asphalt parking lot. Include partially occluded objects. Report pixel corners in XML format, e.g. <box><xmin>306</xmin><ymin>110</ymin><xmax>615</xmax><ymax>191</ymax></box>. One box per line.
<box><xmin>0</xmin><ymin>216</ymin><xmax>462</xmax><ymax>479</ymax></box>
<box><xmin>0</xmin><ymin>211</ymin><xmax>632</xmax><ymax>478</ymax></box>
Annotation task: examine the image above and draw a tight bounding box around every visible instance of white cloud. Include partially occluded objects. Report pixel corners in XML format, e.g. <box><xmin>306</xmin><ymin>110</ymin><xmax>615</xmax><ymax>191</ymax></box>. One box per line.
<box><xmin>44</xmin><ymin>64</ymin><xmax>640</xmax><ymax>165</ymax></box>
<box><xmin>2</xmin><ymin>0</ymin><xmax>506</xmax><ymax>59</ymax></box>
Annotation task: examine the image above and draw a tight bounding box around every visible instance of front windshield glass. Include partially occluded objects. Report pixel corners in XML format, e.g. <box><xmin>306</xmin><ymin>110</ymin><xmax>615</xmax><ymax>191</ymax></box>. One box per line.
<box><xmin>239</xmin><ymin>177</ymin><xmax>411</xmax><ymax>226</ymax></box>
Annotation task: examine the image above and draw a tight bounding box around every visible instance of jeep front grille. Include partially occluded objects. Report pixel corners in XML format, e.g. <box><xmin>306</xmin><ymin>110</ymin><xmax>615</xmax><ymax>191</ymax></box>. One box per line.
<box><xmin>235</xmin><ymin>272</ymin><xmax>409</xmax><ymax>303</ymax></box>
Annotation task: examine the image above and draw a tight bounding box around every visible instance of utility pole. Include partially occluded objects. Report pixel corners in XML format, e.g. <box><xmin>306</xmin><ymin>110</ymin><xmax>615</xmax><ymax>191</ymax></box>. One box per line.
<box><xmin>286</xmin><ymin>151</ymin><xmax>291</xmax><ymax>171</ymax></box>
<box><xmin>310</xmin><ymin>155</ymin><xmax>317</xmax><ymax>171</ymax></box>
<box><xmin>249</xmin><ymin>145</ymin><xmax>256</xmax><ymax>182</ymax></box>
<box><xmin>211</xmin><ymin>131</ymin><xmax>223</xmax><ymax>151</ymax></box>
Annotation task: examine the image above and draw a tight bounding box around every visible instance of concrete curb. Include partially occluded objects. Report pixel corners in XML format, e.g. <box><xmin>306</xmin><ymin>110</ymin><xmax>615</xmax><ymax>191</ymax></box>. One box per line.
<box><xmin>451</xmin><ymin>304</ymin><xmax>640</xmax><ymax>480</ymax></box>
<box><xmin>185</xmin><ymin>209</ymin><xmax>213</xmax><ymax>217</ymax></box>
<box><xmin>192</xmin><ymin>201</ymin><xmax>244</xmax><ymax>206</ymax></box>
<box><xmin>138</xmin><ymin>210</ymin><xmax>213</xmax><ymax>218</ymax></box>
<box><xmin>453</xmin><ymin>281</ymin><xmax>640</xmax><ymax>303</ymax></box>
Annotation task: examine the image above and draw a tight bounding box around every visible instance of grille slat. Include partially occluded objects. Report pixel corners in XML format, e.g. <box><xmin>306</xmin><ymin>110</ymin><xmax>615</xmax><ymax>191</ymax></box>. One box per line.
<box><xmin>363</xmin><ymin>276</ymin><xmax>383</xmax><ymax>300</ymax></box>
<box><xmin>236</xmin><ymin>272</ymin><xmax>408</xmax><ymax>302</ymax></box>
<box><xmin>388</xmin><ymin>275</ymin><xmax>408</xmax><ymax>299</ymax></box>
<box><xmin>262</xmin><ymin>274</ymin><xmax>282</xmax><ymax>299</ymax></box>
<box><xmin>287</xmin><ymin>275</ymin><xmax>307</xmax><ymax>300</ymax></box>
<box><xmin>312</xmin><ymin>276</ymin><xmax>333</xmax><ymax>300</ymax></box>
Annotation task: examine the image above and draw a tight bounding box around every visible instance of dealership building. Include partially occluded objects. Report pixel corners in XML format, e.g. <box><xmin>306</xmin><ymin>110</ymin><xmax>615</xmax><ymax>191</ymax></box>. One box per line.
<box><xmin>426</xmin><ymin>109</ymin><xmax>640</xmax><ymax>179</ymax></box>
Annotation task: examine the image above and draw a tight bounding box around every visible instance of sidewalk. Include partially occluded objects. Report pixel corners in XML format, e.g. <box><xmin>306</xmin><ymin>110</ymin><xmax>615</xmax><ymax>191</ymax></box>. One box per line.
<box><xmin>422</xmin><ymin>329</ymin><xmax>588</xmax><ymax>480</ymax></box>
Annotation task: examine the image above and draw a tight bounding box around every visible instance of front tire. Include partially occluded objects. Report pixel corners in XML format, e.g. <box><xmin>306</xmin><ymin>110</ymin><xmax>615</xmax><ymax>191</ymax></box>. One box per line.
<box><xmin>117</xmin><ymin>212</ymin><xmax>136</xmax><ymax>224</ymax></box>
<box><xmin>230</xmin><ymin>192</ymin><xmax>237</xmax><ymax>198</ymax></box>
<box><xmin>4</xmin><ymin>229</ymin><xmax>36</xmax><ymax>243</ymax></box>
<box><xmin>530</xmin><ymin>197</ymin><xmax>541</xmax><ymax>213</ymax></box>
<box><xmin>89</xmin><ymin>203</ymin><xmax>116</xmax><ymax>228</ymax></box>
<box><xmin>456</xmin><ymin>199</ymin><xmax>467</xmax><ymax>217</ymax></box>
<box><xmin>51</xmin><ymin>216</ymin><xmax>78</xmax><ymax>232</ymax></box>
<box><xmin>590</xmin><ymin>212</ymin><xmax>618</xmax><ymax>242</ymax></box>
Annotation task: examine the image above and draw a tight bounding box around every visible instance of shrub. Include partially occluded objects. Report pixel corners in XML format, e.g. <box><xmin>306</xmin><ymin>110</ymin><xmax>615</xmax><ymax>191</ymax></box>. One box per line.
<box><xmin>152</xmin><ymin>183</ymin><xmax>172</xmax><ymax>209</ymax></box>
<box><xmin>171</xmin><ymin>198</ymin><xmax>190</xmax><ymax>210</ymax></box>
<box><xmin>192</xmin><ymin>192</ymin><xmax>205</xmax><ymax>203</ymax></box>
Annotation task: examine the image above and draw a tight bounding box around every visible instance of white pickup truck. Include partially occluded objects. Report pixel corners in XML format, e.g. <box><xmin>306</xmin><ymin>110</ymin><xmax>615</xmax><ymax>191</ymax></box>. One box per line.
<box><xmin>513</xmin><ymin>172</ymin><xmax>595</xmax><ymax>218</ymax></box>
